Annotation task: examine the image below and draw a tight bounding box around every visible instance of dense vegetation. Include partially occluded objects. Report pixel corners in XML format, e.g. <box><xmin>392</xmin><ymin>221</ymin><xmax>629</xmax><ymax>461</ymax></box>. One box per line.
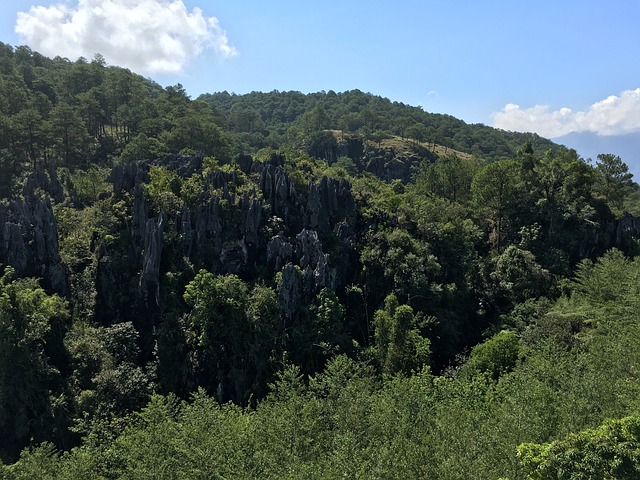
<box><xmin>1</xmin><ymin>42</ymin><xmax>639</xmax><ymax>478</ymax></box>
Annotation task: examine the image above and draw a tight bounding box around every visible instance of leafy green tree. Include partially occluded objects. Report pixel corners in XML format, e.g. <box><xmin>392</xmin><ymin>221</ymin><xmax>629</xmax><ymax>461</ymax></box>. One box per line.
<box><xmin>66</xmin><ymin>321</ymin><xmax>154</xmax><ymax>428</ymax></box>
<box><xmin>489</xmin><ymin>245</ymin><xmax>552</xmax><ymax>312</ymax></box>
<box><xmin>297</xmin><ymin>103</ymin><xmax>331</xmax><ymax>138</ymax></box>
<box><xmin>0</xmin><ymin>269</ymin><xmax>69</xmax><ymax>460</ymax></box>
<box><xmin>531</xmin><ymin>150</ymin><xmax>595</xmax><ymax>255</ymax></box>
<box><xmin>71</xmin><ymin>166</ymin><xmax>110</xmax><ymax>205</ymax></box>
<box><xmin>337</xmin><ymin>112</ymin><xmax>363</xmax><ymax>135</ymax></box>
<box><xmin>361</xmin><ymin>228</ymin><xmax>441</xmax><ymax>306</ymax></box>
<box><xmin>9</xmin><ymin>107</ymin><xmax>48</xmax><ymax>169</ymax></box>
<box><xmin>373</xmin><ymin>294</ymin><xmax>430</xmax><ymax>375</ymax></box>
<box><xmin>293</xmin><ymin>288</ymin><xmax>349</xmax><ymax>373</ymax></box>
<box><xmin>229</xmin><ymin>106</ymin><xmax>264</xmax><ymax>133</ymax></box>
<box><xmin>120</xmin><ymin>132</ymin><xmax>167</xmax><ymax>163</ymax></box>
<box><xmin>465</xmin><ymin>330</ymin><xmax>520</xmax><ymax>380</ymax></box>
<box><xmin>472</xmin><ymin>159</ymin><xmax>524</xmax><ymax>251</ymax></box>
<box><xmin>49</xmin><ymin>102</ymin><xmax>90</xmax><ymax>168</ymax></box>
<box><xmin>245</xmin><ymin>284</ymin><xmax>282</xmax><ymax>396</ymax></box>
<box><xmin>161</xmin><ymin>105</ymin><xmax>229</xmax><ymax>158</ymax></box>
<box><xmin>183</xmin><ymin>270</ymin><xmax>254</xmax><ymax>401</ymax></box>
<box><xmin>594</xmin><ymin>153</ymin><xmax>634</xmax><ymax>212</ymax></box>
<box><xmin>143</xmin><ymin>165</ymin><xmax>183</xmax><ymax>215</ymax></box>
<box><xmin>518</xmin><ymin>416</ymin><xmax>640</xmax><ymax>480</ymax></box>
<box><xmin>77</xmin><ymin>87</ymin><xmax>108</xmax><ymax>140</ymax></box>
<box><xmin>333</xmin><ymin>156</ymin><xmax>357</xmax><ymax>176</ymax></box>
<box><xmin>407</xmin><ymin>123</ymin><xmax>428</xmax><ymax>145</ymax></box>
<box><xmin>314</xmin><ymin>288</ymin><xmax>347</xmax><ymax>350</ymax></box>
<box><xmin>416</xmin><ymin>153</ymin><xmax>476</xmax><ymax>202</ymax></box>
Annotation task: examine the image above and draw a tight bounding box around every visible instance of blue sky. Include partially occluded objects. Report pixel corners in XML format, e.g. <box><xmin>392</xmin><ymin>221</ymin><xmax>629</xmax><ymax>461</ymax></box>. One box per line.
<box><xmin>3</xmin><ymin>0</ymin><xmax>640</xmax><ymax>161</ymax></box>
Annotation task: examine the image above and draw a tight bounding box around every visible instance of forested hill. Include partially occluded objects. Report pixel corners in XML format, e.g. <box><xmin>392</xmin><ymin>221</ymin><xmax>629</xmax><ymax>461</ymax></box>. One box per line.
<box><xmin>2</xmin><ymin>42</ymin><xmax>640</xmax><ymax>478</ymax></box>
<box><xmin>198</xmin><ymin>89</ymin><xmax>559</xmax><ymax>160</ymax></box>
<box><xmin>0</xmin><ymin>41</ymin><xmax>561</xmax><ymax>196</ymax></box>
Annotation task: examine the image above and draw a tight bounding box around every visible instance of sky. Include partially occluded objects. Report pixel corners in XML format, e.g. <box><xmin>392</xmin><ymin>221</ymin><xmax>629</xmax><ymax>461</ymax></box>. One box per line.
<box><xmin>3</xmin><ymin>0</ymin><xmax>640</xmax><ymax>165</ymax></box>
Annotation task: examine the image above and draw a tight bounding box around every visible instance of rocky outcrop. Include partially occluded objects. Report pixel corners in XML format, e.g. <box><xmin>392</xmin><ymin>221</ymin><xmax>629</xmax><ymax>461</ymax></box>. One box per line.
<box><xmin>306</xmin><ymin>132</ymin><xmax>364</xmax><ymax>165</ymax></box>
<box><xmin>604</xmin><ymin>213</ymin><xmax>640</xmax><ymax>250</ymax></box>
<box><xmin>131</xmin><ymin>184</ymin><xmax>148</xmax><ymax>248</ymax></box>
<box><xmin>256</xmin><ymin>164</ymin><xmax>300</xmax><ymax>223</ymax></box>
<box><xmin>0</xmin><ymin>192</ymin><xmax>68</xmax><ymax>294</ymax></box>
<box><xmin>205</xmin><ymin>170</ymin><xmax>238</xmax><ymax>190</ymax></box>
<box><xmin>239</xmin><ymin>192</ymin><xmax>262</xmax><ymax>245</ymax></box>
<box><xmin>616</xmin><ymin>214</ymin><xmax>640</xmax><ymax>237</ymax></box>
<box><xmin>220</xmin><ymin>238</ymin><xmax>249</xmax><ymax>274</ymax></box>
<box><xmin>193</xmin><ymin>197</ymin><xmax>224</xmax><ymax>250</ymax></box>
<box><xmin>235</xmin><ymin>154</ymin><xmax>254</xmax><ymax>174</ymax></box>
<box><xmin>362</xmin><ymin>142</ymin><xmax>436</xmax><ymax>183</ymax></box>
<box><xmin>296</xmin><ymin>229</ymin><xmax>336</xmax><ymax>292</ymax></box>
<box><xmin>2</xmin><ymin>221</ymin><xmax>28</xmax><ymax>274</ymax></box>
<box><xmin>267</xmin><ymin>233</ymin><xmax>294</xmax><ymax>271</ymax></box>
<box><xmin>110</xmin><ymin>154</ymin><xmax>204</xmax><ymax>194</ymax></box>
<box><xmin>276</xmin><ymin>229</ymin><xmax>337</xmax><ymax>324</ymax></box>
<box><xmin>177</xmin><ymin>205</ymin><xmax>193</xmax><ymax>256</ymax></box>
<box><xmin>279</xmin><ymin>263</ymin><xmax>303</xmax><ymax>326</ymax></box>
<box><xmin>139</xmin><ymin>214</ymin><xmax>164</xmax><ymax>303</ymax></box>
<box><xmin>22</xmin><ymin>169</ymin><xmax>65</xmax><ymax>204</ymax></box>
<box><xmin>305</xmin><ymin>176</ymin><xmax>355</xmax><ymax>233</ymax></box>
<box><xmin>110</xmin><ymin>160</ymin><xmax>149</xmax><ymax>194</ymax></box>
<box><xmin>101</xmin><ymin>154</ymin><xmax>356</xmax><ymax>325</ymax></box>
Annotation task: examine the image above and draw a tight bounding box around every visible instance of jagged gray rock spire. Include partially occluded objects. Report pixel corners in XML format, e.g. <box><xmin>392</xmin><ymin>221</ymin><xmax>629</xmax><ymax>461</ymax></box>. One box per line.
<box><xmin>296</xmin><ymin>229</ymin><xmax>336</xmax><ymax>292</ymax></box>
<box><xmin>267</xmin><ymin>233</ymin><xmax>294</xmax><ymax>271</ymax></box>
<box><xmin>0</xmin><ymin>189</ymin><xmax>68</xmax><ymax>295</ymax></box>
<box><xmin>139</xmin><ymin>213</ymin><xmax>164</xmax><ymax>305</ymax></box>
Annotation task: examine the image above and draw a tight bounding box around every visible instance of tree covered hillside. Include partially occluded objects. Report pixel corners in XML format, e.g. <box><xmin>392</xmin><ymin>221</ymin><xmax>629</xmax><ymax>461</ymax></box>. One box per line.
<box><xmin>199</xmin><ymin>89</ymin><xmax>560</xmax><ymax>162</ymax></box>
<box><xmin>1</xmin><ymin>43</ymin><xmax>640</xmax><ymax>478</ymax></box>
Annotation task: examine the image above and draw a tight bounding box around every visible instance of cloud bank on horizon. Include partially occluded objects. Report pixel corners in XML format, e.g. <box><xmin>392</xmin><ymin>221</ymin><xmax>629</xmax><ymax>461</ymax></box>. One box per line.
<box><xmin>492</xmin><ymin>88</ymin><xmax>640</xmax><ymax>139</ymax></box>
<box><xmin>15</xmin><ymin>0</ymin><xmax>237</xmax><ymax>74</ymax></box>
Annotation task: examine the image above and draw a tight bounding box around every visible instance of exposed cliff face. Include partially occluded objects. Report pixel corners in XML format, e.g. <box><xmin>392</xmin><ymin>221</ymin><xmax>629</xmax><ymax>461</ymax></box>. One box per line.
<box><xmin>305</xmin><ymin>132</ymin><xmax>441</xmax><ymax>183</ymax></box>
<box><xmin>604</xmin><ymin>213</ymin><xmax>640</xmax><ymax>252</ymax></box>
<box><xmin>109</xmin><ymin>153</ymin><xmax>204</xmax><ymax>194</ymax></box>
<box><xmin>305</xmin><ymin>176</ymin><xmax>355</xmax><ymax>232</ymax></box>
<box><xmin>306</xmin><ymin>132</ymin><xmax>364</xmax><ymax>165</ymax></box>
<box><xmin>362</xmin><ymin>142</ymin><xmax>436</xmax><ymax>183</ymax></box>
<box><xmin>109</xmin><ymin>154</ymin><xmax>356</xmax><ymax>327</ymax></box>
<box><xmin>1</xmin><ymin>154</ymin><xmax>358</xmax><ymax>333</ymax></box>
<box><xmin>0</xmin><ymin>173</ymin><xmax>68</xmax><ymax>294</ymax></box>
<box><xmin>267</xmin><ymin>233</ymin><xmax>293</xmax><ymax>271</ymax></box>
<box><xmin>279</xmin><ymin>264</ymin><xmax>303</xmax><ymax>326</ymax></box>
<box><xmin>22</xmin><ymin>168</ymin><xmax>66</xmax><ymax>204</ymax></box>
<box><xmin>296</xmin><ymin>228</ymin><xmax>336</xmax><ymax>291</ymax></box>
<box><xmin>139</xmin><ymin>214</ymin><xmax>164</xmax><ymax>303</ymax></box>
<box><xmin>256</xmin><ymin>163</ymin><xmax>300</xmax><ymax>224</ymax></box>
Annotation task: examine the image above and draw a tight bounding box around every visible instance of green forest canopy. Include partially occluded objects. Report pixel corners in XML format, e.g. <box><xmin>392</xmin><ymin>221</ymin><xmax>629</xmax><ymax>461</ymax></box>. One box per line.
<box><xmin>0</xmin><ymin>42</ymin><xmax>640</xmax><ymax>478</ymax></box>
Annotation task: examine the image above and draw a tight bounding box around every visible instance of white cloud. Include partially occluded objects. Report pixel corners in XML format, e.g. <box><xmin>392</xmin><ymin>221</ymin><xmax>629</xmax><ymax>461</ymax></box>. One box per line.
<box><xmin>491</xmin><ymin>88</ymin><xmax>640</xmax><ymax>138</ymax></box>
<box><xmin>15</xmin><ymin>0</ymin><xmax>238</xmax><ymax>74</ymax></box>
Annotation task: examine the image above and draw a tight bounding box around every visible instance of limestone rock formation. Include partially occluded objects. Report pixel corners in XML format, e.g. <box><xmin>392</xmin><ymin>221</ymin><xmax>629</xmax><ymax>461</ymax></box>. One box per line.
<box><xmin>0</xmin><ymin>192</ymin><xmax>68</xmax><ymax>294</ymax></box>
<box><xmin>279</xmin><ymin>263</ymin><xmax>303</xmax><ymax>326</ymax></box>
<box><xmin>296</xmin><ymin>229</ymin><xmax>336</xmax><ymax>292</ymax></box>
<box><xmin>139</xmin><ymin>214</ymin><xmax>164</xmax><ymax>302</ymax></box>
<box><xmin>362</xmin><ymin>142</ymin><xmax>435</xmax><ymax>183</ymax></box>
<box><xmin>22</xmin><ymin>168</ymin><xmax>65</xmax><ymax>204</ymax></box>
<box><xmin>267</xmin><ymin>233</ymin><xmax>294</xmax><ymax>272</ymax></box>
<box><xmin>305</xmin><ymin>131</ymin><xmax>364</xmax><ymax>165</ymax></box>
<box><xmin>239</xmin><ymin>192</ymin><xmax>262</xmax><ymax>245</ymax></box>
<box><xmin>220</xmin><ymin>238</ymin><xmax>249</xmax><ymax>274</ymax></box>
<box><xmin>305</xmin><ymin>176</ymin><xmax>355</xmax><ymax>233</ymax></box>
<box><xmin>256</xmin><ymin>164</ymin><xmax>299</xmax><ymax>223</ymax></box>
